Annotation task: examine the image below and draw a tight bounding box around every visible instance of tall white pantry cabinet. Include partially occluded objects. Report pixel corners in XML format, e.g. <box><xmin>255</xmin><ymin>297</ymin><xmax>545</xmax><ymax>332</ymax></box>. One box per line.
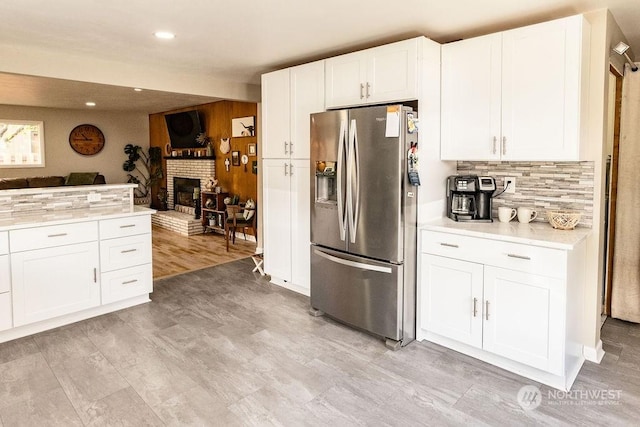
<box><xmin>262</xmin><ymin>60</ymin><xmax>325</xmax><ymax>295</ymax></box>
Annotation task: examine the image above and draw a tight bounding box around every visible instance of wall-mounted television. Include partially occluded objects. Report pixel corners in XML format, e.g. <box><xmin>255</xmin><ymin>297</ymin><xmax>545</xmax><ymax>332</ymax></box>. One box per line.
<box><xmin>164</xmin><ymin>110</ymin><xmax>203</xmax><ymax>149</ymax></box>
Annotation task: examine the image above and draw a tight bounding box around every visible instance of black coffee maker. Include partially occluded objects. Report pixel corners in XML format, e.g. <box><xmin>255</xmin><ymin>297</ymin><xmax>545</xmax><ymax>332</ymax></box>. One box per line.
<box><xmin>447</xmin><ymin>175</ymin><xmax>496</xmax><ymax>222</ymax></box>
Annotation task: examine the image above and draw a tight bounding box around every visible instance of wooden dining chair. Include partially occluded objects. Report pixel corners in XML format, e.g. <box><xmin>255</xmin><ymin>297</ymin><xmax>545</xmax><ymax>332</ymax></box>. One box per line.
<box><xmin>224</xmin><ymin>203</ymin><xmax>257</xmax><ymax>251</ymax></box>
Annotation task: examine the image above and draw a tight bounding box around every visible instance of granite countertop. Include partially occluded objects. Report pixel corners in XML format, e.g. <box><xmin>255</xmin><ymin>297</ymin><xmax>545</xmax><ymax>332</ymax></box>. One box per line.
<box><xmin>421</xmin><ymin>217</ymin><xmax>591</xmax><ymax>250</ymax></box>
<box><xmin>0</xmin><ymin>206</ymin><xmax>156</xmax><ymax>232</ymax></box>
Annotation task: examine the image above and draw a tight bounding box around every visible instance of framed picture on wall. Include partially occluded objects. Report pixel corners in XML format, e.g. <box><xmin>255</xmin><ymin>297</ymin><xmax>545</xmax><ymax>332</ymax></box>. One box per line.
<box><xmin>231</xmin><ymin>116</ymin><xmax>255</xmax><ymax>137</ymax></box>
<box><xmin>247</xmin><ymin>143</ymin><xmax>256</xmax><ymax>156</ymax></box>
<box><xmin>231</xmin><ymin>150</ymin><xmax>240</xmax><ymax>166</ymax></box>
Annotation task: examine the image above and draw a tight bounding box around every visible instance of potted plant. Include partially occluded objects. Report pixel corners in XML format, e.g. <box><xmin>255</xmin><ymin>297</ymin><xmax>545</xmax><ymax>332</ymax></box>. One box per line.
<box><xmin>123</xmin><ymin>144</ymin><xmax>163</xmax><ymax>205</ymax></box>
<box><xmin>207</xmin><ymin>213</ymin><xmax>216</xmax><ymax>227</ymax></box>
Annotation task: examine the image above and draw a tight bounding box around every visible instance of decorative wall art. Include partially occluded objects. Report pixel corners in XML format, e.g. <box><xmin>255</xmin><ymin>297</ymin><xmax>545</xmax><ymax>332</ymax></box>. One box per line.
<box><xmin>231</xmin><ymin>116</ymin><xmax>255</xmax><ymax>137</ymax></box>
<box><xmin>232</xmin><ymin>150</ymin><xmax>240</xmax><ymax>166</ymax></box>
<box><xmin>247</xmin><ymin>143</ymin><xmax>256</xmax><ymax>156</ymax></box>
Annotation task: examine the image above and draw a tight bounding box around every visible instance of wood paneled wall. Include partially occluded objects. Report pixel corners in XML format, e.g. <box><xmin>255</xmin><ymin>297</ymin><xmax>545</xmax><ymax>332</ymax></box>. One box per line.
<box><xmin>149</xmin><ymin>100</ymin><xmax>258</xmax><ymax>207</ymax></box>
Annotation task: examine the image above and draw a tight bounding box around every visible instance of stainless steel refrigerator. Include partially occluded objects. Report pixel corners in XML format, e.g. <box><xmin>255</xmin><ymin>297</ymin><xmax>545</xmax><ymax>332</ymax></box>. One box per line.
<box><xmin>310</xmin><ymin>104</ymin><xmax>418</xmax><ymax>349</ymax></box>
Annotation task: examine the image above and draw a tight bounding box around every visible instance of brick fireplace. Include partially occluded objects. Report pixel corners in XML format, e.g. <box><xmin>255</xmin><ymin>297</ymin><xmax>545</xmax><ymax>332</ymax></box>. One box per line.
<box><xmin>152</xmin><ymin>158</ymin><xmax>216</xmax><ymax>236</ymax></box>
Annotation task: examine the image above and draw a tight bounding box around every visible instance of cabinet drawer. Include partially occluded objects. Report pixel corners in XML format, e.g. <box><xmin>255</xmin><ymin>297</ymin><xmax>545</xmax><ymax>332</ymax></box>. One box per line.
<box><xmin>482</xmin><ymin>240</ymin><xmax>567</xmax><ymax>279</ymax></box>
<box><xmin>0</xmin><ymin>255</ymin><xmax>9</xmax><ymax>293</ymax></box>
<box><xmin>101</xmin><ymin>263</ymin><xmax>152</xmax><ymax>304</ymax></box>
<box><xmin>99</xmin><ymin>215</ymin><xmax>151</xmax><ymax>240</ymax></box>
<box><xmin>100</xmin><ymin>234</ymin><xmax>152</xmax><ymax>272</ymax></box>
<box><xmin>10</xmin><ymin>221</ymin><xmax>98</xmax><ymax>252</ymax></box>
<box><xmin>0</xmin><ymin>231</ymin><xmax>7</xmax><ymax>255</ymax></box>
<box><xmin>421</xmin><ymin>230</ymin><xmax>567</xmax><ymax>278</ymax></box>
<box><xmin>0</xmin><ymin>292</ymin><xmax>11</xmax><ymax>332</ymax></box>
<box><xmin>421</xmin><ymin>230</ymin><xmax>484</xmax><ymax>263</ymax></box>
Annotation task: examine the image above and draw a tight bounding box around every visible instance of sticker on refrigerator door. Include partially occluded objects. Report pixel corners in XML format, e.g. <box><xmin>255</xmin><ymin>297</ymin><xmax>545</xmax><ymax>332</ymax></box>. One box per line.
<box><xmin>407</xmin><ymin>113</ymin><xmax>419</xmax><ymax>134</ymax></box>
<box><xmin>385</xmin><ymin>105</ymin><xmax>400</xmax><ymax>138</ymax></box>
<box><xmin>408</xmin><ymin>142</ymin><xmax>421</xmax><ymax>186</ymax></box>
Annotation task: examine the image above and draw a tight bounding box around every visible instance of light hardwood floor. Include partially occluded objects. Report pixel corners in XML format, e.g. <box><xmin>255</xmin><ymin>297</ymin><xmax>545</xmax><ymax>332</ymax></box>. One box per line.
<box><xmin>152</xmin><ymin>225</ymin><xmax>256</xmax><ymax>279</ymax></box>
<box><xmin>0</xmin><ymin>258</ymin><xmax>639</xmax><ymax>425</ymax></box>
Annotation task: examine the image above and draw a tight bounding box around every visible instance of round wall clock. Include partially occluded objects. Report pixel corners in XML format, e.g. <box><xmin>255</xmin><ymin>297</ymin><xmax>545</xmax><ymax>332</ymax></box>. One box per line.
<box><xmin>69</xmin><ymin>124</ymin><xmax>105</xmax><ymax>155</ymax></box>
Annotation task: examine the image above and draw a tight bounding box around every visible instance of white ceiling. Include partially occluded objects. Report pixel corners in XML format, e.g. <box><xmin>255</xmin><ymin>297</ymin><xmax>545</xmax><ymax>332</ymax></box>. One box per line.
<box><xmin>0</xmin><ymin>0</ymin><xmax>637</xmax><ymax>114</ymax></box>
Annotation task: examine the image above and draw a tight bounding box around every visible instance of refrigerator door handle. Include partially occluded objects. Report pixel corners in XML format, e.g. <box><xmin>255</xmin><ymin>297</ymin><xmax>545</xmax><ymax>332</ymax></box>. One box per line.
<box><xmin>347</xmin><ymin>119</ymin><xmax>360</xmax><ymax>243</ymax></box>
<box><xmin>337</xmin><ymin>119</ymin><xmax>347</xmax><ymax>241</ymax></box>
<box><xmin>313</xmin><ymin>248</ymin><xmax>392</xmax><ymax>274</ymax></box>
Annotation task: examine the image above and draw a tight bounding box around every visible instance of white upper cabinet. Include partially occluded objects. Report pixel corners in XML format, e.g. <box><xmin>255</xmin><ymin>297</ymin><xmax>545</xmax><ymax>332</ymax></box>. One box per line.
<box><xmin>262</xmin><ymin>61</ymin><xmax>325</xmax><ymax>159</ymax></box>
<box><xmin>325</xmin><ymin>38</ymin><xmax>420</xmax><ymax>108</ymax></box>
<box><xmin>441</xmin><ymin>33</ymin><xmax>502</xmax><ymax>160</ymax></box>
<box><xmin>441</xmin><ymin>15</ymin><xmax>590</xmax><ymax>161</ymax></box>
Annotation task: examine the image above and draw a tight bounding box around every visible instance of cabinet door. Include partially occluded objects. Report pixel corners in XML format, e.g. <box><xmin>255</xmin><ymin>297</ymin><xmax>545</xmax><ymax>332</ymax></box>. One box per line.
<box><xmin>0</xmin><ymin>293</ymin><xmax>11</xmax><ymax>332</ymax></box>
<box><xmin>441</xmin><ymin>34</ymin><xmax>502</xmax><ymax>161</ymax></box>
<box><xmin>11</xmin><ymin>242</ymin><xmax>100</xmax><ymax>327</ymax></box>
<box><xmin>501</xmin><ymin>16</ymin><xmax>585</xmax><ymax>160</ymax></box>
<box><xmin>0</xmin><ymin>255</ymin><xmax>9</xmax><ymax>293</ymax></box>
<box><xmin>289</xmin><ymin>159</ymin><xmax>311</xmax><ymax>291</ymax></box>
<box><xmin>263</xmin><ymin>159</ymin><xmax>293</xmax><ymax>282</ymax></box>
<box><xmin>325</xmin><ymin>51</ymin><xmax>367</xmax><ymax>108</ymax></box>
<box><xmin>420</xmin><ymin>254</ymin><xmax>483</xmax><ymax>348</ymax></box>
<box><xmin>290</xmin><ymin>61</ymin><xmax>325</xmax><ymax>159</ymax></box>
<box><xmin>483</xmin><ymin>266</ymin><xmax>564</xmax><ymax>375</ymax></box>
<box><xmin>262</xmin><ymin>69</ymin><xmax>291</xmax><ymax>159</ymax></box>
<box><xmin>366</xmin><ymin>38</ymin><xmax>419</xmax><ymax>105</ymax></box>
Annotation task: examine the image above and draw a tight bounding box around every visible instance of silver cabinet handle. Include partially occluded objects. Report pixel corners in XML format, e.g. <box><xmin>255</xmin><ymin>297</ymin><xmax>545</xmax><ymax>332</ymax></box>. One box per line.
<box><xmin>485</xmin><ymin>300</ymin><xmax>490</xmax><ymax>320</ymax></box>
<box><xmin>93</xmin><ymin>268</ymin><xmax>97</xmax><ymax>283</ymax></box>
<box><xmin>439</xmin><ymin>242</ymin><xmax>459</xmax><ymax>248</ymax></box>
<box><xmin>119</xmin><ymin>224</ymin><xmax>136</xmax><ymax>229</ymax></box>
<box><xmin>122</xmin><ymin>279</ymin><xmax>138</xmax><ymax>285</ymax></box>
<box><xmin>360</xmin><ymin>83</ymin><xmax>365</xmax><ymax>99</ymax></box>
<box><xmin>284</xmin><ymin>141</ymin><xmax>288</xmax><ymax>155</ymax></box>
<box><xmin>492</xmin><ymin>137</ymin><xmax>497</xmax><ymax>154</ymax></box>
<box><xmin>473</xmin><ymin>297</ymin><xmax>478</xmax><ymax>317</ymax></box>
<box><xmin>507</xmin><ymin>253</ymin><xmax>531</xmax><ymax>260</ymax></box>
<box><xmin>121</xmin><ymin>249</ymin><xmax>137</xmax><ymax>254</ymax></box>
<box><xmin>290</xmin><ymin>142</ymin><xmax>294</xmax><ymax>154</ymax></box>
<box><xmin>502</xmin><ymin>136</ymin><xmax>507</xmax><ymax>155</ymax></box>
<box><xmin>284</xmin><ymin>163</ymin><xmax>288</xmax><ymax>176</ymax></box>
<box><xmin>289</xmin><ymin>163</ymin><xmax>293</xmax><ymax>176</ymax></box>
<box><xmin>366</xmin><ymin>82</ymin><xmax>371</xmax><ymax>98</ymax></box>
<box><xmin>48</xmin><ymin>233</ymin><xmax>68</xmax><ymax>238</ymax></box>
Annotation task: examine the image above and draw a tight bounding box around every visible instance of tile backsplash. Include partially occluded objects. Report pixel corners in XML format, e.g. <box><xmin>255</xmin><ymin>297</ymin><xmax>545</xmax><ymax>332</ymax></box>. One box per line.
<box><xmin>457</xmin><ymin>161</ymin><xmax>594</xmax><ymax>227</ymax></box>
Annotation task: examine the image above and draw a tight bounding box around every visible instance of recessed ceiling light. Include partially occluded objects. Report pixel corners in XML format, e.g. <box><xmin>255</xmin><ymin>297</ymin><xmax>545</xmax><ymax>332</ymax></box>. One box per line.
<box><xmin>85</xmin><ymin>102</ymin><xmax>96</xmax><ymax>107</ymax></box>
<box><xmin>154</xmin><ymin>31</ymin><xmax>175</xmax><ymax>40</ymax></box>
<box><xmin>134</xmin><ymin>88</ymin><xmax>143</xmax><ymax>92</ymax></box>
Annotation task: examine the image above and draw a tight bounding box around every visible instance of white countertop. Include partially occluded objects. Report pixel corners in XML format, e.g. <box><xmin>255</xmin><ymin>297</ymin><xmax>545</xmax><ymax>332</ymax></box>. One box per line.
<box><xmin>0</xmin><ymin>206</ymin><xmax>156</xmax><ymax>232</ymax></box>
<box><xmin>421</xmin><ymin>217</ymin><xmax>591</xmax><ymax>250</ymax></box>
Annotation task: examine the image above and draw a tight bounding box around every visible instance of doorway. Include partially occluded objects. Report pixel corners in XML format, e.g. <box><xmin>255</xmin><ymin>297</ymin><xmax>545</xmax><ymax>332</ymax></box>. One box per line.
<box><xmin>602</xmin><ymin>66</ymin><xmax>623</xmax><ymax>317</ymax></box>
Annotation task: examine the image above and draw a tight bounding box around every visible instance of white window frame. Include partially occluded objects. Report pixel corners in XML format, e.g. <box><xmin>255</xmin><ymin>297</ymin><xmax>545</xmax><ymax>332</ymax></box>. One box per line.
<box><xmin>0</xmin><ymin>119</ymin><xmax>45</xmax><ymax>168</ymax></box>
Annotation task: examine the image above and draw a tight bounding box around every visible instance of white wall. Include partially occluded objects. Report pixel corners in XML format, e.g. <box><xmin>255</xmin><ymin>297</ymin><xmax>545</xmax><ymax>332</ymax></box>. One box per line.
<box><xmin>581</xmin><ymin>9</ymin><xmax>630</xmax><ymax>362</ymax></box>
<box><xmin>0</xmin><ymin>105</ymin><xmax>148</xmax><ymax>183</ymax></box>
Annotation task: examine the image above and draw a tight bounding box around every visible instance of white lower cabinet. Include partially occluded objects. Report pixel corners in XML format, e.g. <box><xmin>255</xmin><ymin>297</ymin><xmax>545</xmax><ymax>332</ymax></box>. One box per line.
<box><xmin>483</xmin><ymin>266</ymin><xmax>563</xmax><ymax>375</ymax></box>
<box><xmin>0</xmin><ymin>234</ymin><xmax>11</xmax><ymax>331</ymax></box>
<box><xmin>263</xmin><ymin>158</ymin><xmax>311</xmax><ymax>295</ymax></box>
<box><xmin>101</xmin><ymin>264</ymin><xmax>152</xmax><ymax>305</ymax></box>
<box><xmin>99</xmin><ymin>216</ymin><xmax>153</xmax><ymax>304</ymax></box>
<box><xmin>1</xmin><ymin>213</ymin><xmax>154</xmax><ymax>342</ymax></box>
<box><xmin>419</xmin><ymin>229</ymin><xmax>585</xmax><ymax>390</ymax></box>
<box><xmin>11</xmin><ymin>242</ymin><xmax>100</xmax><ymax>327</ymax></box>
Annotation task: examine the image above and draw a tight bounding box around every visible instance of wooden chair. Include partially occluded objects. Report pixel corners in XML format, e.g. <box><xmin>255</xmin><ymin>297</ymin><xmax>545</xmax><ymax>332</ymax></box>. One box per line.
<box><xmin>225</xmin><ymin>203</ymin><xmax>257</xmax><ymax>251</ymax></box>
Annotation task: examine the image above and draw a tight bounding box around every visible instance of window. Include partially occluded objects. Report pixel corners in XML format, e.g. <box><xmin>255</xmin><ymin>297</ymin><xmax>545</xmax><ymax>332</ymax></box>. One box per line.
<box><xmin>0</xmin><ymin>120</ymin><xmax>45</xmax><ymax>167</ymax></box>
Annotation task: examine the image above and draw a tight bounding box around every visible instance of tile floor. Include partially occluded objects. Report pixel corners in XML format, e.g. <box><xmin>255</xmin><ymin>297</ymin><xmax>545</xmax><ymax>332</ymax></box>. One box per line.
<box><xmin>0</xmin><ymin>258</ymin><xmax>639</xmax><ymax>426</ymax></box>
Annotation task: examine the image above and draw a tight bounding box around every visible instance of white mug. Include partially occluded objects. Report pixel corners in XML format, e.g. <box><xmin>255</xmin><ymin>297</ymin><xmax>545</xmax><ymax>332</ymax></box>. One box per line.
<box><xmin>517</xmin><ymin>207</ymin><xmax>538</xmax><ymax>223</ymax></box>
<box><xmin>498</xmin><ymin>206</ymin><xmax>517</xmax><ymax>223</ymax></box>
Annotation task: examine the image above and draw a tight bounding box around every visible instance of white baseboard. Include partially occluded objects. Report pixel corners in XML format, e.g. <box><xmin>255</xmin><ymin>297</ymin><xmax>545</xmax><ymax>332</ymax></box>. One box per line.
<box><xmin>583</xmin><ymin>340</ymin><xmax>605</xmax><ymax>363</ymax></box>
